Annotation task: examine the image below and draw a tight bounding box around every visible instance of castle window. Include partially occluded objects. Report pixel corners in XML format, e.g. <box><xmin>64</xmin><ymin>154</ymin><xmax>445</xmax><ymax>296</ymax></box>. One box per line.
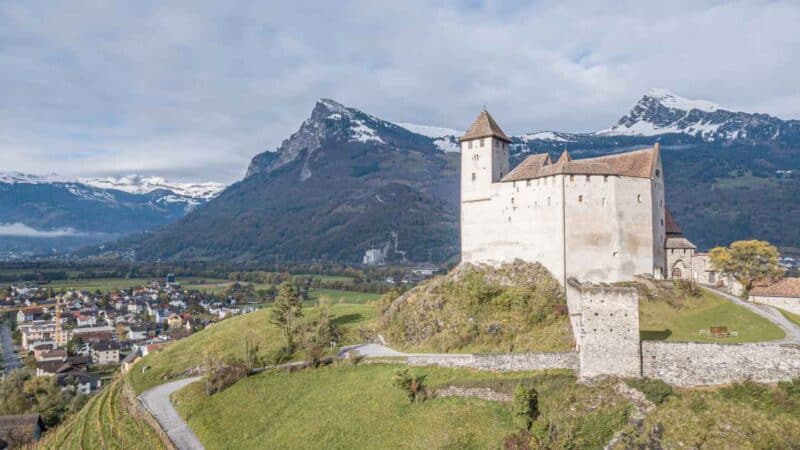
<box><xmin>603</xmin><ymin>175</ymin><xmax>609</xmax><ymax>182</ymax></box>
<box><xmin>586</xmin><ymin>175</ymin><xmax>590</xmax><ymax>181</ymax></box>
<box><xmin>637</xmin><ymin>194</ymin><xmax>642</xmax><ymax>203</ymax></box>
<box><xmin>659</xmin><ymin>200</ymin><xmax>662</xmax><ymax>207</ymax></box>
<box><xmin>578</xmin><ymin>195</ymin><xmax>583</xmax><ymax>203</ymax></box>
<box><xmin>511</xmin><ymin>197</ymin><xmax>515</xmax><ymax>204</ymax></box>
<box><xmin>661</xmin><ymin>218</ymin><xmax>664</xmax><ymax>226</ymax></box>
<box><xmin>471</xmin><ymin>172</ymin><xmax>476</xmax><ymax>181</ymax></box>
<box><xmin>569</xmin><ymin>175</ymin><xmax>574</xmax><ymax>182</ymax></box>
<box><xmin>547</xmin><ymin>196</ymin><xmax>551</xmax><ymax>206</ymax></box>
<box><xmin>526</xmin><ymin>180</ymin><xmax>531</xmax><ymax>187</ymax></box>
<box><xmin>602</xmin><ymin>197</ymin><xmax>607</xmax><ymax>206</ymax></box>
<box><xmin>508</xmin><ymin>217</ymin><xmax>511</xmax><ymax>222</ymax></box>
<box><xmin>480</xmin><ymin>139</ymin><xmax>485</xmax><ymax>147</ymax></box>
<box><xmin>468</xmin><ymin>141</ymin><xmax>473</xmax><ymax>149</ymax></box>
<box><xmin>656</xmin><ymin>169</ymin><xmax>661</xmax><ymax>178</ymax></box>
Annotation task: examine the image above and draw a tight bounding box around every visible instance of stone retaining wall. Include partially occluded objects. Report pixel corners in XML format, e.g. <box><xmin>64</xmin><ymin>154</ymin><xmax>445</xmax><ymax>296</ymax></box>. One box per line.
<box><xmin>642</xmin><ymin>341</ymin><xmax>800</xmax><ymax>387</ymax></box>
<box><xmin>750</xmin><ymin>295</ymin><xmax>800</xmax><ymax>315</ymax></box>
<box><xmin>406</xmin><ymin>351</ymin><xmax>578</xmax><ymax>372</ymax></box>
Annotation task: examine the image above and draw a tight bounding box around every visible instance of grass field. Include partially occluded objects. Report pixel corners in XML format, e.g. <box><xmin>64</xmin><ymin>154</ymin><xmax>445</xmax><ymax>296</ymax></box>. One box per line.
<box><xmin>129</xmin><ymin>303</ymin><xmax>377</xmax><ymax>393</ymax></box>
<box><xmin>172</xmin><ymin>365</ymin><xmax>630</xmax><ymax>450</ymax></box>
<box><xmin>639</xmin><ymin>289</ymin><xmax>785</xmax><ymax>343</ymax></box>
<box><xmin>780</xmin><ymin>308</ymin><xmax>800</xmax><ymax>327</ymax></box>
<box><xmin>307</xmin><ymin>288</ymin><xmax>380</xmax><ymax>304</ymax></box>
<box><xmin>43</xmin><ymin>277</ymin><xmax>227</xmax><ymax>293</ymax></box>
<box><xmin>38</xmin><ymin>376</ymin><xmax>168</xmax><ymax>450</ymax></box>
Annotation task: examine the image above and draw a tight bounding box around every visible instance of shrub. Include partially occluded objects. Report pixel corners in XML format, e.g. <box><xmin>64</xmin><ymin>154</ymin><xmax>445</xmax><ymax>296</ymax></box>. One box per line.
<box><xmin>204</xmin><ymin>361</ymin><xmax>248</xmax><ymax>395</ymax></box>
<box><xmin>347</xmin><ymin>350</ymin><xmax>363</xmax><ymax>366</ymax></box>
<box><xmin>675</xmin><ymin>279</ymin><xmax>700</xmax><ymax>297</ymax></box>
<box><xmin>391</xmin><ymin>369</ymin><xmax>427</xmax><ymax>403</ymax></box>
<box><xmin>626</xmin><ymin>378</ymin><xmax>674</xmax><ymax>405</ymax></box>
<box><xmin>510</xmin><ymin>383</ymin><xmax>539</xmax><ymax>430</ymax></box>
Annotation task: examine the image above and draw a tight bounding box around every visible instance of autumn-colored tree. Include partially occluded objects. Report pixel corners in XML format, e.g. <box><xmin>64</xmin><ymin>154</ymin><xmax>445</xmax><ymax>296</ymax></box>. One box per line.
<box><xmin>709</xmin><ymin>240</ymin><xmax>785</xmax><ymax>293</ymax></box>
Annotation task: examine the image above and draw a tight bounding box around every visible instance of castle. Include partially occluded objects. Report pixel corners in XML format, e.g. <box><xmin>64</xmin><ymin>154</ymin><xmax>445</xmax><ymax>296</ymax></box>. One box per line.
<box><xmin>459</xmin><ymin>109</ymin><xmax>686</xmax><ymax>377</ymax></box>
<box><xmin>460</xmin><ymin>109</ymin><xmax>670</xmax><ymax>286</ymax></box>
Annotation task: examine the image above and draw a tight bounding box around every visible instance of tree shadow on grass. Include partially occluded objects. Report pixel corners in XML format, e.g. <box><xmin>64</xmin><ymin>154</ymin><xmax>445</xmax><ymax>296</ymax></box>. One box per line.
<box><xmin>333</xmin><ymin>313</ymin><xmax>364</xmax><ymax>326</ymax></box>
<box><xmin>640</xmin><ymin>329</ymin><xmax>672</xmax><ymax>341</ymax></box>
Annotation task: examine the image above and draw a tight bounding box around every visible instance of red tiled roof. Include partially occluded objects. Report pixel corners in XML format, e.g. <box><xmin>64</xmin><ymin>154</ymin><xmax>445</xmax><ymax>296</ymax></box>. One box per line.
<box><xmin>503</xmin><ymin>145</ymin><xmax>659</xmax><ymax>182</ymax></box>
<box><xmin>460</xmin><ymin>110</ymin><xmax>511</xmax><ymax>143</ymax></box>
<box><xmin>665</xmin><ymin>208</ymin><xmax>682</xmax><ymax>235</ymax></box>
<box><xmin>749</xmin><ymin>278</ymin><xmax>800</xmax><ymax>298</ymax></box>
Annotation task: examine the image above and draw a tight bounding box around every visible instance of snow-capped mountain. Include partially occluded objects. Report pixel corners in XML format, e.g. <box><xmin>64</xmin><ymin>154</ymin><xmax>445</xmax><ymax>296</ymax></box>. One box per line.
<box><xmin>0</xmin><ymin>173</ymin><xmax>226</xmax><ymax>255</ymax></box>
<box><xmin>79</xmin><ymin>175</ymin><xmax>225</xmax><ymax>200</ymax></box>
<box><xmin>595</xmin><ymin>88</ymin><xmax>800</xmax><ymax>143</ymax></box>
<box><xmin>246</xmin><ymin>98</ymin><xmax>447</xmax><ymax>180</ymax></box>
<box><xmin>120</xmin><ymin>93</ymin><xmax>800</xmax><ymax>263</ymax></box>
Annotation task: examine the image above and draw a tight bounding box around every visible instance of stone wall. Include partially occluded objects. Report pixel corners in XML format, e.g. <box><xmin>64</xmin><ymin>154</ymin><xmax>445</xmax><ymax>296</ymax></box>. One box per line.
<box><xmin>406</xmin><ymin>351</ymin><xmax>578</xmax><ymax>372</ymax></box>
<box><xmin>570</xmin><ymin>279</ymin><xmax>641</xmax><ymax>379</ymax></box>
<box><xmin>750</xmin><ymin>295</ymin><xmax>800</xmax><ymax>315</ymax></box>
<box><xmin>642</xmin><ymin>341</ymin><xmax>800</xmax><ymax>387</ymax></box>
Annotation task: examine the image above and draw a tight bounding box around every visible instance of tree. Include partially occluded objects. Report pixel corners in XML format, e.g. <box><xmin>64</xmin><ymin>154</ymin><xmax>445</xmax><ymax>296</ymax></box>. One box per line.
<box><xmin>709</xmin><ymin>240</ymin><xmax>785</xmax><ymax>293</ymax></box>
<box><xmin>510</xmin><ymin>383</ymin><xmax>539</xmax><ymax>430</ymax></box>
<box><xmin>302</xmin><ymin>296</ymin><xmax>340</xmax><ymax>366</ymax></box>
<box><xmin>270</xmin><ymin>282</ymin><xmax>303</xmax><ymax>349</ymax></box>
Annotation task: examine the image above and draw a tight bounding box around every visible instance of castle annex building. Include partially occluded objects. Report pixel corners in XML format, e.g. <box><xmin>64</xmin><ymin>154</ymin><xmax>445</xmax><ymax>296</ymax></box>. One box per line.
<box><xmin>460</xmin><ymin>109</ymin><xmax>672</xmax><ymax>286</ymax></box>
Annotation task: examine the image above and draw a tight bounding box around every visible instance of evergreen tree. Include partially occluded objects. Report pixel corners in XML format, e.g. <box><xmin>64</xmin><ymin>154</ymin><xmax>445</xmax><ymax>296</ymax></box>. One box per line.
<box><xmin>271</xmin><ymin>282</ymin><xmax>303</xmax><ymax>349</ymax></box>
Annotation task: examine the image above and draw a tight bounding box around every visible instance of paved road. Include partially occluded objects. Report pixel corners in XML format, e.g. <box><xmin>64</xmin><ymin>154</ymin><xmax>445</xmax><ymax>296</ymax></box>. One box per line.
<box><xmin>139</xmin><ymin>377</ymin><xmax>205</xmax><ymax>450</ymax></box>
<box><xmin>703</xmin><ymin>286</ymin><xmax>800</xmax><ymax>344</ymax></box>
<box><xmin>0</xmin><ymin>322</ymin><xmax>21</xmax><ymax>374</ymax></box>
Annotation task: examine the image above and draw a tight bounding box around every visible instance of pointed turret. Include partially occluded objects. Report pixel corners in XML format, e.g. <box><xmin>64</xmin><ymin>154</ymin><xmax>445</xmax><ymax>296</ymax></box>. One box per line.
<box><xmin>460</xmin><ymin>110</ymin><xmax>512</xmax><ymax>143</ymax></box>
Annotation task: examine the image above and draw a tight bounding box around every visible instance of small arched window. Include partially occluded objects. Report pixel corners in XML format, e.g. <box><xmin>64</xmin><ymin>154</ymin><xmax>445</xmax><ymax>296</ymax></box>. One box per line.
<box><xmin>578</xmin><ymin>195</ymin><xmax>583</xmax><ymax>203</ymax></box>
<box><xmin>480</xmin><ymin>138</ymin><xmax>485</xmax><ymax>148</ymax></box>
<box><xmin>637</xmin><ymin>194</ymin><xmax>642</xmax><ymax>203</ymax></box>
<box><xmin>468</xmin><ymin>141</ymin><xmax>473</xmax><ymax>149</ymax></box>
<box><xmin>656</xmin><ymin>169</ymin><xmax>661</xmax><ymax>178</ymax></box>
<box><xmin>471</xmin><ymin>172</ymin><xmax>476</xmax><ymax>181</ymax></box>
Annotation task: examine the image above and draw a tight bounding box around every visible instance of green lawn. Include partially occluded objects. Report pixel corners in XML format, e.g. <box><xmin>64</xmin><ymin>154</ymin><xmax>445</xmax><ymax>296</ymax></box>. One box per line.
<box><xmin>639</xmin><ymin>289</ymin><xmax>785</xmax><ymax>343</ymax></box>
<box><xmin>129</xmin><ymin>303</ymin><xmax>376</xmax><ymax>393</ymax></box>
<box><xmin>779</xmin><ymin>308</ymin><xmax>800</xmax><ymax>327</ymax></box>
<box><xmin>172</xmin><ymin>365</ymin><xmax>630</xmax><ymax>450</ymax></box>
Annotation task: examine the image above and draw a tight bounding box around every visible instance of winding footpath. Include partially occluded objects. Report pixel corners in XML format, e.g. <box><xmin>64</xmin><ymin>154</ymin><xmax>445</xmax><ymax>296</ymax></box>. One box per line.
<box><xmin>702</xmin><ymin>286</ymin><xmax>800</xmax><ymax>344</ymax></box>
<box><xmin>139</xmin><ymin>377</ymin><xmax>205</xmax><ymax>450</ymax></box>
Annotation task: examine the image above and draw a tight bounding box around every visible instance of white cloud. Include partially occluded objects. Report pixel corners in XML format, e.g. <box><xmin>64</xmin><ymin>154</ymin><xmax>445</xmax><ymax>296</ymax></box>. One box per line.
<box><xmin>0</xmin><ymin>223</ymin><xmax>84</xmax><ymax>238</ymax></box>
<box><xmin>0</xmin><ymin>0</ymin><xmax>798</xmax><ymax>183</ymax></box>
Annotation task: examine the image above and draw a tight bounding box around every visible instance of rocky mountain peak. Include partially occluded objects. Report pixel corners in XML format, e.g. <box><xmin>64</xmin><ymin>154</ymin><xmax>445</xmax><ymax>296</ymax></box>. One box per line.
<box><xmin>597</xmin><ymin>89</ymin><xmax>800</xmax><ymax>144</ymax></box>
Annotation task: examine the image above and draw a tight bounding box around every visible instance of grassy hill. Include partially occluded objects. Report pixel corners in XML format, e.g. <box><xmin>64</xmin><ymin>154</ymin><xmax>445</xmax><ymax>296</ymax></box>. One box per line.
<box><xmin>172</xmin><ymin>366</ymin><xmax>630</xmax><ymax>450</ymax></box>
<box><xmin>379</xmin><ymin>261</ymin><xmax>574</xmax><ymax>353</ymax></box>
<box><xmin>635</xmin><ymin>282</ymin><xmax>785</xmax><ymax>343</ymax></box>
<box><xmin>129</xmin><ymin>302</ymin><xmax>377</xmax><ymax>393</ymax></box>
<box><xmin>38</xmin><ymin>376</ymin><xmax>170</xmax><ymax>450</ymax></box>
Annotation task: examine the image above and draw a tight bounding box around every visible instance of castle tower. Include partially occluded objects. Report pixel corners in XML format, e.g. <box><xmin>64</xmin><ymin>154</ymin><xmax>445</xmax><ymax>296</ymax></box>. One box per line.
<box><xmin>459</xmin><ymin>109</ymin><xmax>512</xmax><ymax>202</ymax></box>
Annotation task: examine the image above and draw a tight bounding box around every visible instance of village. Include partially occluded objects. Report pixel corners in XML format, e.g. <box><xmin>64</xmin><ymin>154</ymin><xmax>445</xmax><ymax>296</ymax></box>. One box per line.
<box><xmin>0</xmin><ymin>275</ymin><xmax>260</xmax><ymax>397</ymax></box>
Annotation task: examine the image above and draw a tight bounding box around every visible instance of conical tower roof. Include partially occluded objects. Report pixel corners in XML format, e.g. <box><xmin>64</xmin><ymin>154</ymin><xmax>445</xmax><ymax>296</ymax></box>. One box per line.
<box><xmin>460</xmin><ymin>110</ymin><xmax>511</xmax><ymax>143</ymax></box>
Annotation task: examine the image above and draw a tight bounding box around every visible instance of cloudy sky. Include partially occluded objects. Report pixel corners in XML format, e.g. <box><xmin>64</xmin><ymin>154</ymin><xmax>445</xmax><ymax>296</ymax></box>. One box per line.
<box><xmin>1</xmin><ymin>0</ymin><xmax>799</xmax><ymax>182</ymax></box>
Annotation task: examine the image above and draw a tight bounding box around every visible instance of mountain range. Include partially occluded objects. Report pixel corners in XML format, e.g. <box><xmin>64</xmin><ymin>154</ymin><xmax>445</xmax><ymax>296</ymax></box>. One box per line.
<box><xmin>103</xmin><ymin>89</ymin><xmax>799</xmax><ymax>263</ymax></box>
<box><xmin>0</xmin><ymin>174</ymin><xmax>225</xmax><ymax>256</ymax></box>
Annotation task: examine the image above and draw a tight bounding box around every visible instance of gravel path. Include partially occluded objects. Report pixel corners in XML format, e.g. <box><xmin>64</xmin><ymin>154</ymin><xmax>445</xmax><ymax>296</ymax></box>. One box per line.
<box><xmin>139</xmin><ymin>377</ymin><xmax>205</xmax><ymax>450</ymax></box>
<box><xmin>703</xmin><ymin>286</ymin><xmax>800</xmax><ymax>344</ymax></box>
